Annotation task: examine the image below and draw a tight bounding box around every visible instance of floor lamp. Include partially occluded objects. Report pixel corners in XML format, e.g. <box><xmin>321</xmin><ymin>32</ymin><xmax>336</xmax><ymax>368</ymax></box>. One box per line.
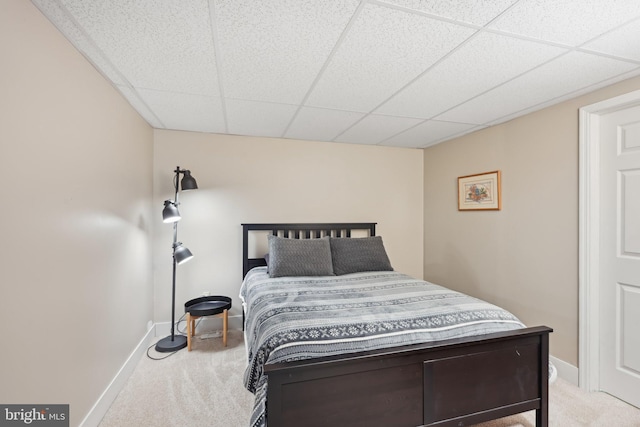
<box><xmin>156</xmin><ymin>166</ymin><xmax>198</xmax><ymax>353</ymax></box>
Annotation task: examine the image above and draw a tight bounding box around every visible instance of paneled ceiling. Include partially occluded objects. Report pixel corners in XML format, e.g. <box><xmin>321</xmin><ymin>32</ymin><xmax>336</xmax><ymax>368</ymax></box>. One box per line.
<box><xmin>33</xmin><ymin>0</ymin><xmax>640</xmax><ymax>148</ymax></box>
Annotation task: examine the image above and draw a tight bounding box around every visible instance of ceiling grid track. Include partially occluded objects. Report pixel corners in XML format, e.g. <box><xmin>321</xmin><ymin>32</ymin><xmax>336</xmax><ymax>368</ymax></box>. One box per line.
<box><xmin>32</xmin><ymin>0</ymin><xmax>640</xmax><ymax>148</ymax></box>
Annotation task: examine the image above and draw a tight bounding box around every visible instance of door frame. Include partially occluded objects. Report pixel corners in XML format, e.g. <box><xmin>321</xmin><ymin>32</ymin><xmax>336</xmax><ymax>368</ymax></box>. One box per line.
<box><xmin>579</xmin><ymin>88</ymin><xmax>640</xmax><ymax>391</ymax></box>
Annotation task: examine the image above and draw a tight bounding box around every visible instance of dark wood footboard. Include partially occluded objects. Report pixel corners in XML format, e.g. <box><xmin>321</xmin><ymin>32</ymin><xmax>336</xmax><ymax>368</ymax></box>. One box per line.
<box><xmin>265</xmin><ymin>326</ymin><xmax>552</xmax><ymax>427</ymax></box>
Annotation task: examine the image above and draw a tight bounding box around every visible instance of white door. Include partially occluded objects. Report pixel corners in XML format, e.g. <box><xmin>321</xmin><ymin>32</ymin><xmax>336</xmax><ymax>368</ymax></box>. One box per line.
<box><xmin>598</xmin><ymin>105</ymin><xmax>640</xmax><ymax>408</ymax></box>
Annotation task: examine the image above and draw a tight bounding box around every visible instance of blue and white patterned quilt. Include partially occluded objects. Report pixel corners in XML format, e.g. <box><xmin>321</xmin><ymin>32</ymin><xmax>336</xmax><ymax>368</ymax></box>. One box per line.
<box><xmin>239</xmin><ymin>267</ymin><xmax>525</xmax><ymax>427</ymax></box>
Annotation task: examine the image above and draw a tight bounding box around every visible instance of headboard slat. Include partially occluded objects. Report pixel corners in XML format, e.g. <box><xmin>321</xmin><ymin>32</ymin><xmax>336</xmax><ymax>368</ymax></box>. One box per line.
<box><xmin>241</xmin><ymin>223</ymin><xmax>377</xmax><ymax>278</ymax></box>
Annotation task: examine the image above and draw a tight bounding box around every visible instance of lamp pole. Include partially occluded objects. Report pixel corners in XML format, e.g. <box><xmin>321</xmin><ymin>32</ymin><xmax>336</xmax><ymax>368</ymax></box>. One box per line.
<box><xmin>168</xmin><ymin>169</ymin><xmax>180</xmax><ymax>344</ymax></box>
<box><xmin>155</xmin><ymin>166</ymin><xmax>196</xmax><ymax>353</ymax></box>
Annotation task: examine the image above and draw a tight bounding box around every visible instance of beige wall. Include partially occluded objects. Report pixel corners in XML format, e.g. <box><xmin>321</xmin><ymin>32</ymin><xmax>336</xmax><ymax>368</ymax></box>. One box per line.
<box><xmin>153</xmin><ymin>130</ymin><xmax>424</xmax><ymax>324</ymax></box>
<box><xmin>423</xmin><ymin>75</ymin><xmax>640</xmax><ymax>366</ymax></box>
<box><xmin>10</xmin><ymin>0</ymin><xmax>640</xmax><ymax>416</ymax></box>
<box><xmin>0</xmin><ymin>1</ymin><xmax>154</xmax><ymax>425</ymax></box>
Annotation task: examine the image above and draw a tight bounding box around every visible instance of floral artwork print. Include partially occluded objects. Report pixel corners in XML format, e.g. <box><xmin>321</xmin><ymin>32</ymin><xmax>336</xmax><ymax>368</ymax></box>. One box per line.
<box><xmin>465</xmin><ymin>182</ymin><xmax>492</xmax><ymax>203</ymax></box>
<box><xmin>458</xmin><ymin>171</ymin><xmax>501</xmax><ymax>210</ymax></box>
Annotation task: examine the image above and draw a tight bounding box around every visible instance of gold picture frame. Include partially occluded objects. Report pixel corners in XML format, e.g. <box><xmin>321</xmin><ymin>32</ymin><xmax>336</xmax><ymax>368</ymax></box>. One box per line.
<box><xmin>458</xmin><ymin>170</ymin><xmax>501</xmax><ymax>211</ymax></box>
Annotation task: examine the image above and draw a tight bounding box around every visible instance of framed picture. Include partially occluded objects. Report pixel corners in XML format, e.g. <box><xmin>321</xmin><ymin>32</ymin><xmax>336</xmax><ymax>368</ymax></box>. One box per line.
<box><xmin>458</xmin><ymin>170</ymin><xmax>501</xmax><ymax>211</ymax></box>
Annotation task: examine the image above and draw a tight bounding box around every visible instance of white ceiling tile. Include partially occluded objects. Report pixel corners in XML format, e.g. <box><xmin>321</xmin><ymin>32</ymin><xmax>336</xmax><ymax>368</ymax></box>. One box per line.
<box><xmin>582</xmin><ymin>18</ymin><xmax>640</xmax><ymax>61</ymax></box>
<box><xmin>306</xmin><ymin>3</ymin><xmax>477</xmax><ymax>112</ymax></box>
<box><xmin>116</xmin><ymin>85</ymin><xmax>164</xmax><ymax>128</ymax></box>
<box><xmin>226</xmin><ymin>99</ymin><xmax>298</xmax><ymax>138</ymax></box>
<box><xmin>334</xmin><ymin>114</ymin><xmax>422</xmax><ymax>145</ymax></box>
<box><xmin>376</xmin><ymin>31</ymin><xmax>567</xmax><ymax>119</ymax></box>
<box><xmin>385</xmin><ymin>120</ymin><xmax>480</xmax><ymax>148</ymax></box>
<box><xmin>488</xmin><ymin>0</ymin><xmax>640</xmax><ymax>46</ymax></box>
<box><xmin>284</xmin><ymin>107</ymin><xmax>365</xmax><ymax>142</ymax></box>
<box><xmin>437</xmin><ymin>51</ymin><xmax>640</xmax><ymax>125</ymax></box>
<box><xmin>33</xmin><ymin>0</ymin><xmax>640</xmax><ymax>148</ymax></box>
<box><xmin>32</xmin><ymin>0</ymin><xmax>128</xmax><ymax>86</ymax></box>
<box><xmin>137</xmin><ymin>89</ymin><xmax>226</xmax><ymax>133</ymax></box>
<box><xmin>214</xmin><ymin>0</ymin><xmax>360</xmax><ymax>104</ymax></box>
<box><xmin>58</xmin><ymin>0</ymin><xmax>221</xmax><ymax>95</ymax></box>
<box><xmin>380</xmin><ymin>0</ymin><xmax>518</xmax><ymax>26</ymax></box>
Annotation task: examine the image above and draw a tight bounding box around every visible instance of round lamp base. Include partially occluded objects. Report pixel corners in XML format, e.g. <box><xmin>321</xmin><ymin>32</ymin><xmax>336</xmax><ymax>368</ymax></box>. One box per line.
<box><xmin>155</xmin><ymin>334</ymin><xmax>188</xmax><ymax>353</ymax></box>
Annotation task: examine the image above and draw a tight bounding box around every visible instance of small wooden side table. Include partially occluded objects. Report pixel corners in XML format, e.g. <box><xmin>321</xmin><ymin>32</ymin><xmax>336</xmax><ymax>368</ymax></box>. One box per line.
<box><xmin>184</xmin><ymin>296</ymin><xmax>232</xmax><ymax>351</ymax></box>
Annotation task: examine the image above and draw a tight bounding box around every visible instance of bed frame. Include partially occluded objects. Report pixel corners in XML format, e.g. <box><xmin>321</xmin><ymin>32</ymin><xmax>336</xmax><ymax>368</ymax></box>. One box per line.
<box><xmin>242</xmin><ymin>222</ymin><xmax>552</xmax><ymax>427</ymax></box>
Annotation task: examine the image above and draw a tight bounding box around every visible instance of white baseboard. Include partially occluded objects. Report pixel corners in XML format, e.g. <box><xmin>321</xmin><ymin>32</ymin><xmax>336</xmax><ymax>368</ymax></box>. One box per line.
<box><xmin>79</xmin><ymin>324</ymin><xmax>156</xmax><ymax>427</ymax></box>
<box><xmin>80</xmin><ymin>321</ymin><xmax>573</xmax><ymax>427</ymax></box>
<box><xmin>550</xmin><ymin>355</ymin><xmax>579</xmax><ymax>386</ymax></box>
<box><xmin>80</xmin><ymin>316</ymin><xmax>243</xmax><ymax>427</ymax></box>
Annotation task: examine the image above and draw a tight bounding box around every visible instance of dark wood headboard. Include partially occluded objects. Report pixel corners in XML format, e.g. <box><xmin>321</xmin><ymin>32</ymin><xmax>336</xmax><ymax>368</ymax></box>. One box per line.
<box><xmin>241</xmin><ymin>222</ymin><xmax>377</xmax><ymax>278</ymax></box>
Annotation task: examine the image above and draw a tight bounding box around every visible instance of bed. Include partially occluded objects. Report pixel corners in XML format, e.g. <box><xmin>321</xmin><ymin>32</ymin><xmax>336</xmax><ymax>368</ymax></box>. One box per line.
<box><xmin>240</xmin><ymin>222</ymin><xmax>552</xmax><ymax>427</ymax></box>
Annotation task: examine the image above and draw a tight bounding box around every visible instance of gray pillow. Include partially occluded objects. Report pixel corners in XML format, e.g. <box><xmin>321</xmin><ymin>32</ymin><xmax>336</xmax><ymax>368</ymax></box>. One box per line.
<box><xmin>267</xmin><ymin>235</ymin><xmax>334</xmax><ymax>278</ymax></box>
<box><xmin>330</xmin><ymin>236</ymin><xmax>393</xmax><ymax>275</ymax></box>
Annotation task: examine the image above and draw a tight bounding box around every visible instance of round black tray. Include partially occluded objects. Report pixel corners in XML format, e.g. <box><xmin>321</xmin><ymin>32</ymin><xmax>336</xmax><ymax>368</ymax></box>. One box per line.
<box><xmin>184</xmin><ymin>295</ymin><xmax>232</xmax><ymax>316</ymax></box>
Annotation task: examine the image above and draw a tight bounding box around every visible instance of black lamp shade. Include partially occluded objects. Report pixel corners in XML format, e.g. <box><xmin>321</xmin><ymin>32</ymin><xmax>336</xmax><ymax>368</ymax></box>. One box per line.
<box><xmin>162</xmin><ymin>200</ymin><xmax>181</xmax><ymax>223</ymax></box>
<box><xmin>174</xmin><ymin>243</ymin><xmax>194</xmax><ymax>265</ymax></box>
<box><xmin>180</xmin><ymin>170</ymin><xmax>198</xmax><ymax>191</ymax></box>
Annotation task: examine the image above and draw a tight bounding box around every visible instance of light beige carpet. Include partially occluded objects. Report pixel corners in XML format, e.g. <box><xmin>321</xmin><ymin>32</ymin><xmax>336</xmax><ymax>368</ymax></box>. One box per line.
<box><xmin>99</xmin><ymin>330</ymin><xmax>254</xmax><ymax>427</ymax></box>
<box><xmin>99</xmin><ymin>330</ymin><xmax>640</xmax><ymax>426</ymax></box>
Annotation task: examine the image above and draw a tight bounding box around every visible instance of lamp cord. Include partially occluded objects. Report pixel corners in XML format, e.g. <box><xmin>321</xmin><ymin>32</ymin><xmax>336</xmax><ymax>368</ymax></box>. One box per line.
<box><xmin>173</xmin><ymin>169</ymin><xmax>179</xmax><ymax>192</ymax></box>
<box><xmin>146</xmin><ymin>314</ymin><xmax>202</xmax><ymax>360</ymax></box>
